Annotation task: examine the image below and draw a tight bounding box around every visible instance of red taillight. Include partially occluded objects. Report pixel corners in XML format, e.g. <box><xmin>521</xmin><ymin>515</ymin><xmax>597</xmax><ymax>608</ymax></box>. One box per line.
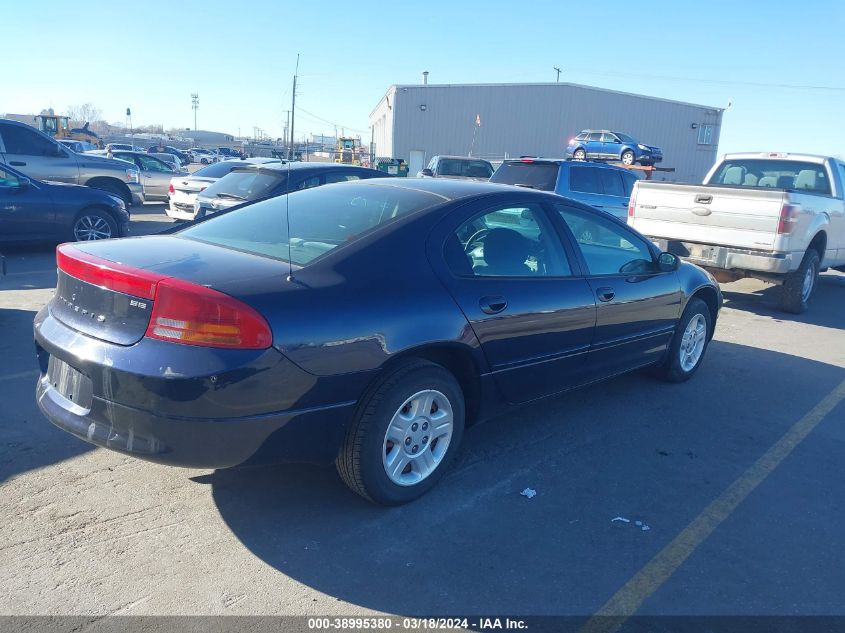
<box><xmin>57</xmin><ymin>244</ymin><xmax>165</xmax><ymax>300</ymax></box>
<box><xmin>145</xmin><ymin>278</ymin><xmax>272</xmax><ymax>349</ymax></box>
<box><xmin>168</xmin><ymin>183</ymin><xmax>175</xmax><ymax>194</ymax></box>
<box><xmin>628</xmin><ymin>187</ymin><xmax>637</xmax><ymax>219</ymax></box>
<box><xmin>777</xmin><ymin>203</ymin><xmax>798</xmax><ymax>234</ymax></box>
<box><xmin>56</xmin><ymin>244</ymin><xmax>272</xmax><ymax>349</ymax></box>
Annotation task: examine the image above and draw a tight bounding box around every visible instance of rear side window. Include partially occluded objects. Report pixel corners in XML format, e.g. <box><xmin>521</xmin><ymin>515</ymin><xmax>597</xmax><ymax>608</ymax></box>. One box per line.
<box><xmin>599</xmin><ymin>170</ymin><xmax>625</xmax><ymax>196</ymax></box>
<box><xmin>179</xmin><ymin>183</ymin><xmax>444</xmax><ymax>266</ymax></box>
<box><xmin>588</xmin><ymin>132</ymin><xmax>602</xmax><ymax>141</ymax></box>
<box><xmin>712</xmin><ymin>159</ymin><xmax>831</xmax><ymax>195</ymax></box>
<box><xmin>569</xmin><ymin>166</ymin><xmax>602</xmax><ymax>194</ymax></box>
<box><xmin>489</xmin><ymin>162</ymin><xmax>559</xmax><ymax>191</ymax></box>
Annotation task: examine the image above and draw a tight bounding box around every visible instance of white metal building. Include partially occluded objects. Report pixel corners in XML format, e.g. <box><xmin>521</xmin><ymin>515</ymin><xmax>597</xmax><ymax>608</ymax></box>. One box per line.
<box><xmin>369</xmin><ymin>82</ymin><xmax>724</xmax><ymax>183</ymax></box>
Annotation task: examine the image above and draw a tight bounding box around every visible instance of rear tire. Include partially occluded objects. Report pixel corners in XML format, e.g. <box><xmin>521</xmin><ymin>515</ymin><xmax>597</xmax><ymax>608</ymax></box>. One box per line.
<box><xmin>621</xmin><ymin>150</ymin><xmax>635</xmax><ymax>166</ymax></box>
<box><xmin>652</xmin><ymin>298</ymin><xmax>712</xmax><ymax>383</ymax></box>
<box><xmin>72</xmin><ymin>208</ymin><xmax>117</xmax><ymax>241</ymax></box>
<box><xmin>778</xmin><ymin>249</ymin><xmax>819</xmax><ymax>314</ymax></box>
<box><xmin>337</xmin><ymin>360</ymin><xmax>465</xmax><ymax>505</ymax></box>
<box><xmin>574</xmin><ymin>148</ymin><xmax>586</xmax><ymax>161</ymax></box>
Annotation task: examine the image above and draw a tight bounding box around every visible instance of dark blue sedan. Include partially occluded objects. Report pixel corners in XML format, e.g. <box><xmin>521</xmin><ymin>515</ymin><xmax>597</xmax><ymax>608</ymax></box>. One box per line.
<box><xmin>1</xmin><ymin>162</ymin><xmax>130</xmax><ymax>242</ymax></box>
<box><xmin>566</xmin><ymin>129</ymin><xmax>663</xmax><ymax>166</ymax></box>
<box><xmin>34</xmin><ymin>179</ymin><xmax>720</xmax><ymax>505</ymax></box>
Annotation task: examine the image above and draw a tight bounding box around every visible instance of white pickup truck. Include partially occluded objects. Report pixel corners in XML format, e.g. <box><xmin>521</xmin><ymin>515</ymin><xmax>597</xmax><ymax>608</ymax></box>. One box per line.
<box><xmin>628</xmin><ymin>153</ymin><xmax>845</xmax><ymax>313</ymax></box>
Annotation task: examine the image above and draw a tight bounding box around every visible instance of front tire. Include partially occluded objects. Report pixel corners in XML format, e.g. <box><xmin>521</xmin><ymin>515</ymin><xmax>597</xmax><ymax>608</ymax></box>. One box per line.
<box><xmin>337</xmin><ymin>360</ymin><xmax>465</xmax><ymax>505</ymax></box>
<box><xmin>778</xmin><ymin>249</ymin><xmax>820</xmax><ymax>314</ymax></box>
<box><xmin>72</xmin><ymin>208</ymin><xmax>117</xmax><ymax>241</ymax></box>
<box><xmin>652</xmin><ymin>298</ymin><xmax>712</xmax><ymax>383</ymax></box>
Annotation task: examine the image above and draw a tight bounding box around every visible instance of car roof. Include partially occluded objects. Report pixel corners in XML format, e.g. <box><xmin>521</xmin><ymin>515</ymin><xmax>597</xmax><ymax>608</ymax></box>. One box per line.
<box><xmin>235</xmin><ymin>162</ymin><xmax>378</xmax><ymax>173</ymax></box>
<box><xmin>333</xmin><ymin>176</ymin><xmax>561</xmax><ymax>202</ymax></box>
<box><xmin>433</xmin><ymin>155</ymin><xmax>492</xmax><ymax>162</ymax></box>
<box><xmin>500</xmin><ymin>157</ymin><xmax>634</xmax><ymax>173</ymax></box>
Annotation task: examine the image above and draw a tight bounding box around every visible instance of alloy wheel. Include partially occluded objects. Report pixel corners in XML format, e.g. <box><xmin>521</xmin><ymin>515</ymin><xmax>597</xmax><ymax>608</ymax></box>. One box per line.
<box><xmin>73</xmin><ymin>215</ymin><xmax>113</xmax><ymax>241</ymax></box>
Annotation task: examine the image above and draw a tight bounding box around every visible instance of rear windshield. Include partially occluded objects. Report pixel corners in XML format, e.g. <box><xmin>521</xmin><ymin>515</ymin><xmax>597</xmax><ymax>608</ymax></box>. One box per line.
<box><xmin>711</xmin><ymin>159</ymin><xmax>831</xmax><ymax>195</ymax></box>
<box><xmin>178</xmin><ymin>183</ymin><xmax>445</xmax><ymax>266</ymax></box>
<box><xmin>490</xmin><ymin>162</ymin><xmax>559</xmax><ymax>191</ymax></box>
<box><xmin>193</xmin><ymin>161</ymin><xmax>247</xmax><ymax>178</ymax></box>
<box><xmin>203</xmin><ymin>169</ymin><xmax>284</xmax><ymax>201</ymax></box>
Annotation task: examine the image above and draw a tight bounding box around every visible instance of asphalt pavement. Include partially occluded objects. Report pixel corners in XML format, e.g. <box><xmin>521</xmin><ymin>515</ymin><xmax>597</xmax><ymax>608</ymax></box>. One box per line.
<box><xmin>1</xmin><ymin>209</ymin><xmax>843</xmax><ymax>622</ymax></box>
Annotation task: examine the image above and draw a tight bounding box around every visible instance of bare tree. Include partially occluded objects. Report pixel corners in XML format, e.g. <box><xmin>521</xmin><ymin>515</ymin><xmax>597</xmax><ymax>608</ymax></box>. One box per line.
<box><xmin>66</xmin><ymin>103</ymin><xmax>103</xmax><ymax>127</ymax></box>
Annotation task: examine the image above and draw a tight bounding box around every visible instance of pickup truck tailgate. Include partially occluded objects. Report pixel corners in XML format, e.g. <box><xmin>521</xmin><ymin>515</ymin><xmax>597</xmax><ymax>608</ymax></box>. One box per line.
<box><xmin>630</xmin><ymin>182</ymin><xmax>786</xmax><ymax>250</ymax></box>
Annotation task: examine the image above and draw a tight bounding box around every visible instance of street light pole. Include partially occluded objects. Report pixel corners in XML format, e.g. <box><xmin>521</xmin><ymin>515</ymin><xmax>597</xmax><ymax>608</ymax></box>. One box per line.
<box><xmin>553</xmin><ymin>66</ymin><xmax>562</xmax><ymax>82</ymax></box>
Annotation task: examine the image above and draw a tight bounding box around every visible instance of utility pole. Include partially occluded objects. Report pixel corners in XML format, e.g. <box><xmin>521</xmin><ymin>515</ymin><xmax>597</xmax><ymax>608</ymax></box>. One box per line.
<box><xmin>553</xmin><ymin>67</ymin><xmax>561</xmax><ymax>82</ymax></box>
<box><xmin>191</xmin><ymin>93</ymin><xmax>199</xmax><ymax>130</ymax></box>
<box><xmin>289</xmin><ymin>54</ymin><xmax>299</xmax><ymax>159</ymax></box>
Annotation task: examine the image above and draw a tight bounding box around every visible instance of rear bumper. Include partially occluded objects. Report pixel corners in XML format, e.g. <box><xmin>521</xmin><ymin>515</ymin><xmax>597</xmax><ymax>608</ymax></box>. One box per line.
<box><xmin>33</xmin><ymin>307</ymin><xmax>369</xmax><ymax>467</ymax></box>
<box><xmin>36</xmin><ymin>374</ymin><xmax>354</xmax><ymax>468</ymax></box>
<box><xmin>166</xmin><ymin>199</ymin><xmax>198</xmax><ymax>221</ymax></box>
<box><xmin>653</xmin><ymin>238</ymin><xmax>795</xmax><ymax>275</ymax></box>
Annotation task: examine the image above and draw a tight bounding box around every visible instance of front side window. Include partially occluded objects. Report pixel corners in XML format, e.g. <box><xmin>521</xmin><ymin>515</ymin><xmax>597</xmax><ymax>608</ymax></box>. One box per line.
<box><xmin>137</xmin><ymin>155</ymin><xmax>171</xmax><ymax>172</ymax></box>
<box><xmin>569</xmin><ymin>166</ymin><xmax>602</xmax><ymax>194</ymax></box>
<box><xmin>555</xmin><ymin>204</ymin><xmax>655</xmax><ymax>276</ymax></box>
<box><xmin>446</xmin><ymin>204</ymin><xmax>570</xmax><ymax>277</ymax></box>
<box><xmin>0</xmin><ymin>124</ymin><xmax>57</xmax><ymax>156</ymax></box>
<box><xmin>601</xmin><ymin>133</ymin><xmax>618</xmax><ymax>143</ymax></box>
<box><xmin>438</xmin><ymin>159</ymin><xmax>463</xmax><ymax>176</ymax></box>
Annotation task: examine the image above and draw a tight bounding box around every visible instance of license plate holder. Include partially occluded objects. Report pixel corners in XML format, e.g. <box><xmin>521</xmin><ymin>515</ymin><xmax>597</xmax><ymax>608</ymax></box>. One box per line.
<box><xmin>47</xmin><ymin>356</ymin><xmax>93</xmax><ymax>410</ymax></box>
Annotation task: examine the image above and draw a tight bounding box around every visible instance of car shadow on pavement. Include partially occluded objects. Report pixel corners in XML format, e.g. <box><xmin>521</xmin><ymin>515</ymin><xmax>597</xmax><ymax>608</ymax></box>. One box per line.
<box><xmin>0</xmin><ymin>244</ymin><xmax>59</xmax><ymax>292</ymax></box>
<box><xmin>211</xmin><ymin>341</ymin><xmax>845</xmax><ymax>617</ymax></box>
<box><xmin>0</xmin><ymin>308</ymin><xmax>94</xmax><ymax>483</ymax></box>
<box><xmin>721</xmin><ymin>272</ymin><xmax>844</xmax><ymax>331</ymax></box>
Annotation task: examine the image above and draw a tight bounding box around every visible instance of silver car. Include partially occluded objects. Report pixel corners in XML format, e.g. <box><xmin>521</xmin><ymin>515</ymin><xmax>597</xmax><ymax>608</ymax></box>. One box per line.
<box><xmin>151</xmin><ymin>153</ymin><xmax>188</xmax><ymax>174</ymax></box>
<box><xmin>111</xmin><ymin>151</ymin><xmax>177</xmax><ymax>201</ymax></box>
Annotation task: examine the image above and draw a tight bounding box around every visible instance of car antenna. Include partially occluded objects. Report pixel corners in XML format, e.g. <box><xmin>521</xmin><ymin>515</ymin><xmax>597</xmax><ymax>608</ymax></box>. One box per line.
<box><xmin>285</xmin><ymin>157</ymin><xmax>294</xmax><ymax>282</ymax></box>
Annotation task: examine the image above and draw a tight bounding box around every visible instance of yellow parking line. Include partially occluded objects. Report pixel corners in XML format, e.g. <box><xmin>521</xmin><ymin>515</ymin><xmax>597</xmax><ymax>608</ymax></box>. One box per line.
<box><xmin>582</xmin><ymin>377</ymin><xmax>845</xmax><ymax>633</ymax></box>
<box><xmin>0</xmin><ymin>369</ymin><xmax>39</xmax><ymax>382</ymax></box>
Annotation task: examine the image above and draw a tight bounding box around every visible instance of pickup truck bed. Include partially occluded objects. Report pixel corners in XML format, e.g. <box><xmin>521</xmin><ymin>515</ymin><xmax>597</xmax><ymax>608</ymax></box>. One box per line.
<box><xmin>628</xmin><ymin>153</ymin><xmax>845</xmax><ymax>313</ymax></box>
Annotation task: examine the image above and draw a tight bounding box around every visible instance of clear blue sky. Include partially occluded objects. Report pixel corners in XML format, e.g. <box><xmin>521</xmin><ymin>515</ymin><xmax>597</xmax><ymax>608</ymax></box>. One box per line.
<box><xmin>4</xmin><ymin>0</ymin><xmax>843</xmax><ymax>156</ymax></box>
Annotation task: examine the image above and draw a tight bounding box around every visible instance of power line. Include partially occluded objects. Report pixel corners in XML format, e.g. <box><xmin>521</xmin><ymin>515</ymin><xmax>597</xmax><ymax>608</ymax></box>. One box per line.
<box><xmin>295</xmin><ymin>105</ymin><xmax>368</xmax><ymax>134</ymax></box>
<box><xmin>565</xmin><ymin>67</ymin><xmax>845</xmax><ymax>91</ymax></box>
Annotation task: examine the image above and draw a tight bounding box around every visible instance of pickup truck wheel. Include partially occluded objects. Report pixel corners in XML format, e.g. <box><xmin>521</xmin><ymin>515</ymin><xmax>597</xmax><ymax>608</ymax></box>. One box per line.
<box><xmin>574</xmin><ymin>148</ymin><xmax>586</xmax><ymax>161</ymax></box>
<box><xmin>621</xmin><ymin>150</ymin><xmax>635</xmax><ymax>166</ymax></box>
<box><xmin>652</xmin><ymin>298</ymin><xmax>711</xmax><ymax>383</ymax></box>
<box><xmin>779</xmin><ymin>249</ymin><xmax>820</xmax><ymax>314</ymax></box>
<box><xmin>336</xmin><ymin>360</ymin><xmax>465</xmax><ymax>505</ymax></box>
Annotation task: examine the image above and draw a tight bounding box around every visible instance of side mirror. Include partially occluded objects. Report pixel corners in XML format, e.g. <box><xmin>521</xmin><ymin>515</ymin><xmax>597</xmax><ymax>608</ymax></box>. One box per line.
<box><xmin>657</xmin><ymin>252</ymin><xmax>680</xmax><ymax>272</ymax></box>
<box><xmin>421</xmin><ymin>168</ymin><xmax>434</xmax><ymax>177</ymax></box>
